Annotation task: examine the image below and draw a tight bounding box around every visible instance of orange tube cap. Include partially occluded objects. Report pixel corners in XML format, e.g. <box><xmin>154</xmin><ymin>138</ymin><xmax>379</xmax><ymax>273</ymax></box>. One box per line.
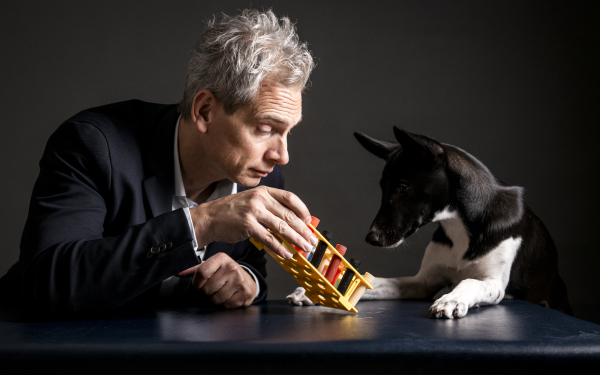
<box><xmin>310</xmin><ymin>216</ymin><xmax>320</xmax><ymax>228</ymax></box>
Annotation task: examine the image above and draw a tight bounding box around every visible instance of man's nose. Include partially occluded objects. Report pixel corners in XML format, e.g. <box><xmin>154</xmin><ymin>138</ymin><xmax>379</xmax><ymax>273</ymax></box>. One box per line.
<box><xmin>266</xmin><ymin>138</ymin><xmax>289</xmax><ymax>165</ymax></box>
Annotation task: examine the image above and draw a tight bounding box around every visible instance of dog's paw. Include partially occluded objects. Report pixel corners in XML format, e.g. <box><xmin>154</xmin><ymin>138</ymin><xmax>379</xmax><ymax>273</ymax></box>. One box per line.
<box><xmin>286</xmin><ymin>287</ymin><xmax>315</xmax><ymax>306</ymax></box>
<box><xmin>429</xmin><ymin>294</ymin><xmax>469</xmax><ymax>319</ymax></box>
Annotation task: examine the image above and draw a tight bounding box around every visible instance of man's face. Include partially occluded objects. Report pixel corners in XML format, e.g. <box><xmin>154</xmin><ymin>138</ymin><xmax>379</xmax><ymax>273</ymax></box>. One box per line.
<box><xmin>206</xmin><ymin>79</ymin><xmax>302</xmax><ymax>187</ymax></box>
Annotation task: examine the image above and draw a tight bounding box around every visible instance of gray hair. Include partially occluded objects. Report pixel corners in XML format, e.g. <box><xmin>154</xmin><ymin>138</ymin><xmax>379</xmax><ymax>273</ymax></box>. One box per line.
<box><xmin>178</xmin><ymin>9</ymin><xmax>314</xmax><ymax>118</ymax></box>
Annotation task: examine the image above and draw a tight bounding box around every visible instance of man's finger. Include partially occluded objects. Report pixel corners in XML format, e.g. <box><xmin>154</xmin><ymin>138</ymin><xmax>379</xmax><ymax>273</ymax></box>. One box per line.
<box><xmin>257</xmin><ymin>213</ymin><xmax>312</xmax><ymax>255</ymax></box>
<box><xmin>192</xmin><ymin>253</ymin><xmax>227</xmax><ymax>289</ymax></box>
<box><xmin>252</xmin><ymin>224</ymin><xmax>294</xmax><ymax>259</ymax></box>
<box><xmin>243</xmin><ymin>290</ymin><xmax>255</xmax><ymax>307</ymax></box>
<box><xmin>222</xmin><ymin>290</ymin><xmax>246</xmax><ymax>309</ymax></box>
<box><xmin>265</xmin><ymin>187</ymin><xmax>312</xmax><ymax>225</ymax></box>
<box><xmin>210</xmin><ymin>280</ymin><xmax>236</xmax><ymax>305</ymax></box>
<box><xmin>263</xmin><ymin>196</ymin><xmax>318</xmax><ymax>252</ymax></box>
<box><xmin>177</xmin><ymin>264</ymin><xmax>200</xmax><ymax>277</ymax></box>
<box><xmin>207</xmin><ymin>263</ymin><xmax>253</xmax><ymax>305</ymax></box>
<box><xmin>202</xmin><ymin>260</ymin><xmax>238</xmax><ymax>295</ymax></box>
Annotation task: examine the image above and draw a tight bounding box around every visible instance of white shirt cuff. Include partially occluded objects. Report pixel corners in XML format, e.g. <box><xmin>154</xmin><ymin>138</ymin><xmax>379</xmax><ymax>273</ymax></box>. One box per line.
<box><xmin>182</xmin><ymin>207</ymin><xmax>198</xmax><ymax>251</ymax></box>
<box><xmin>239</xmin><ymin>265</ymin><xmax>260</xmax><ymax>298</ymax></box>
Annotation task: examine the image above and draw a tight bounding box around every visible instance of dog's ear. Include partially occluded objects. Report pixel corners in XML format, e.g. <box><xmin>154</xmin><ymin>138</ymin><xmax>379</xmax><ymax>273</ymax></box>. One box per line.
<box><xmin>354</xmin><ymin>132</ymin><xmax>398</xmax><ymax>160</ymax></box>
<box><xmin>393</xmin><ymin>127</ymin><xmax>444</xmax><ymax>159</ymax></box>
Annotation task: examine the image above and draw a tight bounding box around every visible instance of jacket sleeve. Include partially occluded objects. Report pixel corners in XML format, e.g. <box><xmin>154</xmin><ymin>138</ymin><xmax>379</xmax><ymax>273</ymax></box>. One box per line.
<box><xmin>19</xmin><ymin>121</ymin><xmax>199</xmax><ymax>316</ymax></box>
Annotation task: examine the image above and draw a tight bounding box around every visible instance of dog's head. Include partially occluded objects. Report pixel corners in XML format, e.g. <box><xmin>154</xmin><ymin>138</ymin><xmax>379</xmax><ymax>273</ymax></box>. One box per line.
<box><xmin>354</xmin><ymin>127</ymin><xmax>448</xmax><ymax>248</ymax></box>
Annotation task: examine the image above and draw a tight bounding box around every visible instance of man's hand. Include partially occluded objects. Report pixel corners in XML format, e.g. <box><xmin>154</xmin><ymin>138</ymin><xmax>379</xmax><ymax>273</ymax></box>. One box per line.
<box><xmin>190</xmin><ymin>186</ymin><xmax>317</xmax><ymax>259</ymax></box>
<box><xmin>188</xmin><ymin>253</ymin><xmax>257</xmax><ymax>308</ymax></box>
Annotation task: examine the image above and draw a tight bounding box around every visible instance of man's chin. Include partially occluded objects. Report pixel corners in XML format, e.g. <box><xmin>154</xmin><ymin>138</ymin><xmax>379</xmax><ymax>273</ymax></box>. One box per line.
<box><xmin>236</xmin><ymin>175</ymin><xmax>262</xmax><ymax>188</ymax></box>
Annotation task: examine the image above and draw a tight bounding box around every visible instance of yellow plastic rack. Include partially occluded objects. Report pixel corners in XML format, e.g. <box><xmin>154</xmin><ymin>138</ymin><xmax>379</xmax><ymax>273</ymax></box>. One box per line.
<box><xmin>250</xmin><ymin>223</ymin><xmax>373</xmax><ymax>313</ymax></box>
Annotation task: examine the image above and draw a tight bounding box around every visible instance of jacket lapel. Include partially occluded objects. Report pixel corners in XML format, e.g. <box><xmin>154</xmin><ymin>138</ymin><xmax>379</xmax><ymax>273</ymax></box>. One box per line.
<box><xmin>142</xmin><ymin>106</ymin><xmax>179</xmax><ymax>218</ymax></box>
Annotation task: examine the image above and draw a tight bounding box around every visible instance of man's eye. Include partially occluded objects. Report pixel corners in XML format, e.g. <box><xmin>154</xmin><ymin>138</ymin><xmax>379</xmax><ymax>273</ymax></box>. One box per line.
<box><xmin>397</xmin><ymin>185</ymin><xmax>408</xmax><ymax>194</ymax></box>
<box><xmin>258</xmin><ymin>126</ymin><xmax>273</xmax><ymax>135</ymax></box>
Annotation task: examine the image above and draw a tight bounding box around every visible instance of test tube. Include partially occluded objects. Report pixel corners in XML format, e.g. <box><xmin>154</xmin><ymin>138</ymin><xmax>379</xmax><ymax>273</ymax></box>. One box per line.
<box><xmin>317</xmin><ymin>249</ymin><xmax>331</xmax><ymax>274</ymax></box>
<box><xmin>310</xmin><ymin>230</ymin><xmax>332</xmax><ymax>269</ymax></box>
<box><xmin>348</xmin><ymin>272</ymin><xmax>375</xmax><ymax>306</ymax></box>
<box><xmin>333</xmin><ymin>269</ymin><xmax>343</xmax><ymax>287</ymax></box>
<box><xmin>324</xmin><ymin>244</ymin><xmax>347</xmax><ymax>284</ymax></box>
<box><xmin>319</xmin><ymin>261</ymin><xmax>328</xmax><ymax>275</ymax></box>
<box><xmin>337</xmin><ymin>258</ymin><xmax>361</xmax><ymax>295</ymax></box>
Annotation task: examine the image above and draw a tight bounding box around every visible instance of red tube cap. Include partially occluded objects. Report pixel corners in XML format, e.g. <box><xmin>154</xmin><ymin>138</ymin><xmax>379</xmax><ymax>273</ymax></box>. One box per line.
<box><xmin>335</xmin><ymin>244</ymin><xmax>347</xmax><ymax>256</ymax></box>
<box><xmin>310</xmin><ymin>216</ymin><xmax>320</xmax><ymax>228</ymax></box>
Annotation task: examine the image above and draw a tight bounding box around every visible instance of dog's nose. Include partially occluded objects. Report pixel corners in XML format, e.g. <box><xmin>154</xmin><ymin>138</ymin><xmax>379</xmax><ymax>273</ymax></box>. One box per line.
<box><xmin>365</xmin><ymin>230</ymin><xmax>381</xmax><ymax>246</ymax></box>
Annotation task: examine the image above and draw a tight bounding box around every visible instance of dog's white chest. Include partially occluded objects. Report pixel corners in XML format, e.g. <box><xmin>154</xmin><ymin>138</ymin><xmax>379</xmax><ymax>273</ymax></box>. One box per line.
<box><xmin>427</xmin><ymin>208</ymin><xmax>521</xmax><ymax>286</ymax></box>
<box><xmin>429</xmin><ymin>209</ymin><xmax>470</xmax><ymax>274</ymax></box>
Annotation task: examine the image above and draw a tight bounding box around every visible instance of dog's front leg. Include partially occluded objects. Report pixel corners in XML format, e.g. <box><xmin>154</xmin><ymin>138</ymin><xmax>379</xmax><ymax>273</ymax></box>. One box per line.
<box><xmin>361</xmin><ymin>275</ymin><xmax>442</xmax><ymax>300</ymax></box>
<box><xmin>429</xmin><ymin>278</ymin><xmax>505</xmax><ymax>319</ymax></box>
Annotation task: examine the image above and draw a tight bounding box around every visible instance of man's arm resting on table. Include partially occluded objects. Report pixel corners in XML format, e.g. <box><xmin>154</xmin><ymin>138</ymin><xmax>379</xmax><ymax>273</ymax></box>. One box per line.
<box><xmin>19</xmin><ymin>122</ymin><xmax>199</xmax><ymax>315</ymax></box>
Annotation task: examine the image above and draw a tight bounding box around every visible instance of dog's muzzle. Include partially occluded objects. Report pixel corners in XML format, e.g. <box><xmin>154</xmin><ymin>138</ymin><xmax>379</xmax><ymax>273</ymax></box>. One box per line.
<box><xmin>366</xmin><ymin>220</ymin><xmax>422</xmax><ymax>247</ymax></box>
<box><xmin>366</xmin><ymin>230</ymin><xmax>382</xmax><ymax>246</ymax></box>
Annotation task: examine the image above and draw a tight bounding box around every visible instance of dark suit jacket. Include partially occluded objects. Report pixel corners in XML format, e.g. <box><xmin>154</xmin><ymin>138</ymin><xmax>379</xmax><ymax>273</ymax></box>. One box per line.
<box><xmin>4</xmin><ymin>100</ymin><xmax>280</xmax><ymax>315</ymax></box>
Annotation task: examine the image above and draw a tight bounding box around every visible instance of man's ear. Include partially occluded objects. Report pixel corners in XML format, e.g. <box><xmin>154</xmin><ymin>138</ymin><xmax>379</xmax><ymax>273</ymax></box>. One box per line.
<box><xmin>191</xmin><ymin>90</ymin><xmax>216</xmax><ymax>133</ymax></box>
<box><xmin>354</xmin><ymin>132</ymin><xmax>399</xmax><ymax>160</ymax></box>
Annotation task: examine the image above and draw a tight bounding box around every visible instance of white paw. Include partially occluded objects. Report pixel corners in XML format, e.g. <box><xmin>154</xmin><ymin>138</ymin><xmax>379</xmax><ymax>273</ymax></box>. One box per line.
<box><xmin>429</xmin><ymin>293</ymin><xmax>469</xmax><ymax>319</ymax></box>
<box><xmin>286</xmin><ymin>287</ymin><xmax>314</xmax><ymax>306</ymax></box>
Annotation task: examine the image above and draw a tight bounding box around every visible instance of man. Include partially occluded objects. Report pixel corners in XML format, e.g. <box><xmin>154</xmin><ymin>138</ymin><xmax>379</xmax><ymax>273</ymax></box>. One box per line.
<box><xmin>0</xmin><ymin>9</ymin><xmax>316</xmax><ymax>315</ymax></box>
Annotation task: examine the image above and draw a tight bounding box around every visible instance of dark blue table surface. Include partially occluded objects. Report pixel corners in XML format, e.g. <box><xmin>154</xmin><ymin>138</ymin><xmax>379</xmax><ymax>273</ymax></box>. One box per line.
<box><xmin>1</xmin><ymin>299</ymin><xmax>599</xmax><ymax>374</ymax></box>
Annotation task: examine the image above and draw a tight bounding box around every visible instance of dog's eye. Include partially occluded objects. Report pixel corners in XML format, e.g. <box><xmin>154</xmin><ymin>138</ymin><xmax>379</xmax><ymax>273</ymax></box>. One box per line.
<box><xmin>397</xmin><ymin>185</ymin><xmax>407</xmax><ymax>194</ymax></box>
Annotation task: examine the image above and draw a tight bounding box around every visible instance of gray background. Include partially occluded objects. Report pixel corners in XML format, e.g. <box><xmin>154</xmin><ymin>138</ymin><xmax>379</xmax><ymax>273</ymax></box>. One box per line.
<box><xmin>1</xmin><ymin>1</ymin><xmax>599</xmax><ymax>323</ymax></box>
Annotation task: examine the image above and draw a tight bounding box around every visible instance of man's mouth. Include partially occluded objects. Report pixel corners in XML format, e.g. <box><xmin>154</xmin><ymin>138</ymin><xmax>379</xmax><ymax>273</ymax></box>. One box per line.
<box><xmin>251</xmin><ymin>168</ymin><xmax>272</xmax><ymax>177</ymax></box>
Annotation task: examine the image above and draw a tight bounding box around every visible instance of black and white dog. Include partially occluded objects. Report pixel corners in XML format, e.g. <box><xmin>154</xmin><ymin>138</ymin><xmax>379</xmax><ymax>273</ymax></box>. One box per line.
<box><xmin>353</xmin><ymin>127</ymin><xmax>572</xmax><ymax>318</ymax></box>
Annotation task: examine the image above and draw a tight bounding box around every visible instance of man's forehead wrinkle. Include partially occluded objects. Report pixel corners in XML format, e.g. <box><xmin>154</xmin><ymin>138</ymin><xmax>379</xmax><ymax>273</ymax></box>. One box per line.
<box><xmin>256</xmin><ymin>97</ymin><xmax>301</xmax><ymax>111</ymax></box>
<box><xmin>251</xmin><ymin>89</ymin><xmax>302</xmax><ymax>127</ymax></box>
<box><xmin>259</xmin><ymin>93</ymin><xmax>302</xmax><ymax>109</ymax></box>
<box><xmin>255</xmin><ymin>102</ymin><xmax>301</xmax><ymax>118</ymax></box>
<box><xmin>256</xmin><ymin>82</ymin><xmax>301</xmax><ymax>103</ymax></box>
